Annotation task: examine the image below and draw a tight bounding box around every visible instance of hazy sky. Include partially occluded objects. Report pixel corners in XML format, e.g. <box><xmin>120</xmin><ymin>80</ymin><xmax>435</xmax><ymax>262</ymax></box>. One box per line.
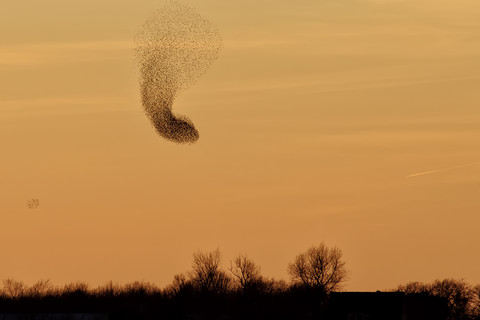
<box><xmin>1</xmin><ymin>0</ymin><xmax>480</xmax><ymax>291</ymax></box>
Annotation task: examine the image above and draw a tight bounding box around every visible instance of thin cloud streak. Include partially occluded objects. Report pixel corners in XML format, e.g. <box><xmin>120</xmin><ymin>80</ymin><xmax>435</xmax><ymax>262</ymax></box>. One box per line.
<box><xmin>405</xmin><ymin>161</ymin><xmax>480</xmax><ymax>178</ymax></box>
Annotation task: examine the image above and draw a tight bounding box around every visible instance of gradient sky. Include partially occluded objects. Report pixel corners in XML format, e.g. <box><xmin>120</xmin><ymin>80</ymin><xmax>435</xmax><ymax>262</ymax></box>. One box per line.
<box><xmin>1</xmin><ymin>0</ymin><xmax>480</xmax><ymax>291</ymax></box>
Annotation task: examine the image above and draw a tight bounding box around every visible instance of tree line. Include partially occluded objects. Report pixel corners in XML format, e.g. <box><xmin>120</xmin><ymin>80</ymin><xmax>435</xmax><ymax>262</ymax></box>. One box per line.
<box><xmin>398</xmin><ymin>279</ymin><xmax>480</xmax><ymax>320</ymax></box>
<box><xmin>0</xmin><ymin>243</ymin><xmax>347</xmax><ymax>299</ymax></box>
<box><xmin>0</xmin><ymin>243</ymin><xmax>347</xmax><ymax>318</ymax></box>
<box><xmin>0</xmin><ymin>243</ymin><xmax>479</xmax><ymax>319</ymax></box>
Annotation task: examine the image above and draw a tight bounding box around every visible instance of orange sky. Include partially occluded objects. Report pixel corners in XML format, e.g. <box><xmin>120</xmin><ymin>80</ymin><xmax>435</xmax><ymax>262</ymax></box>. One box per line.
<box><xmin>1</xmin><ymin>0</ymin><xmax>480</xmax><ymax>291</ymax></box>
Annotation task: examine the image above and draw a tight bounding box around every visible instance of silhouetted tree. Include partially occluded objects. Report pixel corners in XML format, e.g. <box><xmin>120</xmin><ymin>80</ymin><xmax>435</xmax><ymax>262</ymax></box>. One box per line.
<box><xmin>430</xmin><ymin>279</ymin><xmax>477</xmax><ymax>320</ymax></box>
<box><xmin>123</xmin><ymin>281</ymin><xmax>158</xmax><ymax>296</ymax></box>
<box><xmin>165</xmin><ymin>273</ymin><xmax>194</xmax><ymax>297</ymax></box>
<box><xmin>229</xmin><ymin>254</ymin><xmax>262</xmax><ymax>293</ymax></box>
<box><xmin>398</xmin><ymin>281</ymin><xmax>431</xmax><ymax>294</ymax></box>
<box><xmin>2</xmin><ymin>278</ymin><xmax>26</xmax><ymax>298</ymax></box>
<box><xmin>287</xmin><ymin>243</ymin><xmax>348</xmax><ymax>294</ymax></box>
<box><xmin>473</xmin><ymin>284</ymin><xmax>480</xmax><ymax>319</ymax></box>
<box><xmin>95</xmin><ymin>281</ymin><xmax>123</xmax><ymax>297</ymax></box>
<box><xmin>398</xmin><ymin>279</ymin><xmax>479</xmax><ymax>320</ymax></box>
<box><xmin>61</xmin><ymin>281</ymin><xmax>90</xmax><ymax>298</ymax></box>
<box><xmin>26</xmin><ymin>279</ymin><xmax>53</xmax><ymax>297</ymax></box>
<box><xmin>255</xmin><ymin>277</ymin><xmax>289</xmax><ymax>296</ymax></box>
<box><xmin>187</xmin><ymin>249</ymin><xmax>231</xmax><ymax>294</ymax></box>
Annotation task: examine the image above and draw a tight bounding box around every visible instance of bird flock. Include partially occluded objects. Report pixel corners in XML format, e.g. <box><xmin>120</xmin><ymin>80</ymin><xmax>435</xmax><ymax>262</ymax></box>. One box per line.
<box><xmin>134</xmin><ymin>1</ymin><xmax>222</xmax><ymax>143</ymax></box>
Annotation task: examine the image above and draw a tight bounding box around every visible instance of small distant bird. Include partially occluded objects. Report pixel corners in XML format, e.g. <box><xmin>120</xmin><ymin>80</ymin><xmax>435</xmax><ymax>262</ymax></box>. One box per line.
<box><xmin>26</xmin><ymin>198</ymin><xmax>40</xmax><ymax>209</ymax></box>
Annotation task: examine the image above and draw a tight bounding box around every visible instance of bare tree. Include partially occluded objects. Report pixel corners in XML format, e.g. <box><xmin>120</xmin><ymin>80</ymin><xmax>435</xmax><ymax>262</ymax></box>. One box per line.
<box><xmin>95</xmin><ymin>281</ymin><xmax>123</xmax><ymax>297</ymax></box>
<box><xmin>287</xmin><ymin>243</ymin><xmax>348</xmax><ymax>293</ymax></box>
<box><xmin>2</xmin><ymin>278</ymin><xmax>26</xmax><ymax>298</ymax></box>
<box><xmin>398</xmin><ymin>279</ymin><xmax>480</xmax><ymax>320</ymax></box>
<box><xmin>123</xmin><ymin>281</ymin><xmax>158</xmax><ymax>296</ymax></box>
<box><xmin>398</xmin><ymin>281</ymin><xmax>431</xmax><ymax>294</ymax></box>
<box><xmin>187</xmin><ymin>249</ymin><xmax>231</xmax><ymax>294</ymax></box>
<box><xmin>473</xmin><ymin>284</ymin><xmax>480</xmax><ymax>318</ymax></box>
<box><xmin>62</xmin><ymin>282</ymin><xmax>89</xmax><ymax>296</ymax></box>
<box><xmin>229</xmin><ymin>254</ymin><xmax>261</xmax><ymax>293</ymax></box>
<box><xmin>430</xmin><ymin>279</ymin><xmax>477</xmax><ymax>320</ymax></box>
<box><xmin>26</xmin><ymin>279</ymin><xmax>53</xmax><ymax>297</ymax></box>
<box><xmin>165</xmin><ymin>273</ymin><xmax>194</xmax><ymax>296</ymax></box>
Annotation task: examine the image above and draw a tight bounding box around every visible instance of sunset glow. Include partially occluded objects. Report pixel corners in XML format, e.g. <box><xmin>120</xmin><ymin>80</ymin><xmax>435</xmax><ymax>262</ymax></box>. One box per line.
<box><xmin>1</xmin><ymin>0</ymin><xmax>480</xmax><ymax>292</ymax></box>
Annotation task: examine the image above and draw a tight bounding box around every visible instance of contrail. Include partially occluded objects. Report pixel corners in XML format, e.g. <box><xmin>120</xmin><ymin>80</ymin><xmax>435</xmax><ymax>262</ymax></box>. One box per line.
<box><xmin>405</xmin><ymin>161</ymin><xmax>480</xmax><ymax>178</ymax></box>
